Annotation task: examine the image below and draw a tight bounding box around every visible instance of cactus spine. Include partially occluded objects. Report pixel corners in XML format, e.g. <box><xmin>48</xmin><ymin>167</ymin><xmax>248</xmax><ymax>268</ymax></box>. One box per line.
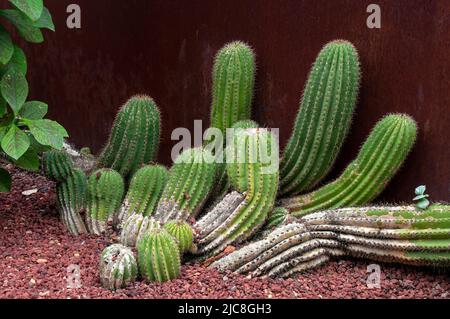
<box><xmin>153</xmin><ymin>148</ymin><xmax>217</xmax><ymax>223</ymax></box>
<box><xmin>210</xmin><ymin>41</ymin><xmax>255</xmax><ymax>135</ymax></box>
<box><xmin>279</xmin><ymin>40</ymin><xmax>361</xmax><ymax>196</ymax></box>
<box><xmin>42</xmin><ymin>150</ymin><xmax>74</xmax><ymax>182</ymax></box>
<box><xmin>86</xmin><ymin>169</ymin><xmax>125</xmax><ymax>234</ymax></box>
<box><xmin>212</xmin><ymin>205</ymin><xmax>450</xmax><ymax>277</ymax></box>
<box><xmin>99</xmin><ymin>244</ymin><xmax>138</xmax><ymax>290</ymax></box>
<box><xmin>116</xmin><ymin>164</ymin><xmax>168</xmax><ymax>225</ymax></box>
<box><xmin>194</xmin><ymin>128</ymin><xmax>279</xmax><ymax>256</ymax></box>
<box><xmin>164</xmin><ymin>220</ymin><xmax>194</xmax><ymax>253</ymax></box>
<box><xmin>281</xmin><ymin>114</ymin><xmax>417</xmax><ymax>217</ymax></box>
<box><xmin>98</xmin><ymin>95</ymin><xmax>161</xmax><ymax>178</ymax></box>
<box><xmin>56</xmin><ymin>168</ymin><xmax>88</xmax><ymax>235</ymax></box>
<box><xmin>137</xmin><ymin>226</ymin><xmax>181</xmax><ymax>283</ymax></box>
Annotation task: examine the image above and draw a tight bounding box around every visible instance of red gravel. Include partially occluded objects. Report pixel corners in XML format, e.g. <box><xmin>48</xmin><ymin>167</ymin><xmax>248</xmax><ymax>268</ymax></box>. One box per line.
<box><xmin>1</xmin><ymin>166</ymin><xmax>449</xmax><ymax>299</ymax></box>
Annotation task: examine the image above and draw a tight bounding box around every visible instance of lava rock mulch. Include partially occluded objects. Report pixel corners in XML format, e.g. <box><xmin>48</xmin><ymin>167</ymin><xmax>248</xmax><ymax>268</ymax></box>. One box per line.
<box><xmin>1</xmin><ymin>166</ymin><xmax>449</xmax><ymax>299</ymax></box>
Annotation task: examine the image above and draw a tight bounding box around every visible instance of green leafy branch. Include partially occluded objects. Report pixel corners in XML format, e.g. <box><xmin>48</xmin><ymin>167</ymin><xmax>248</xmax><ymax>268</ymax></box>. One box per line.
<box><xmin>1</xmin><ymin>1</ymin><xmax>66</xmax><ymax>192</ymax></box>
<box><xmin>413</xmin><ymin>185</ymin><xmax>430</xmax><ymax>210</ymax></box>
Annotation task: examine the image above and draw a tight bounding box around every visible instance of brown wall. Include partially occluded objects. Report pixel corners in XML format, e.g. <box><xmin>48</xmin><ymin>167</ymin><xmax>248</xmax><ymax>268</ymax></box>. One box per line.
<box><xmin>4</xmin><ymin>0</ymin><xmax>449</xmax><ymax>202</ymax></box>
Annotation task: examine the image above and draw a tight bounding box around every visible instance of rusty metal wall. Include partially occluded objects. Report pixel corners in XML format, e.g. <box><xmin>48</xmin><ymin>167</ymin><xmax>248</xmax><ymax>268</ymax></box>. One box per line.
<box><xmin>5</xmin><ymin>0</ymin><xmax>449</xmax><ymax>202</ymax></box>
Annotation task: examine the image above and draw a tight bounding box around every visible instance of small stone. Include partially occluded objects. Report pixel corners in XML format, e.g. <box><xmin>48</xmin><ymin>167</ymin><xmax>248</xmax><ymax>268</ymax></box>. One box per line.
<box><xmin>26</xmin><ymin>230</ymin><xmax>32</xmax><ymax>235</ymax></box>
<box><xmin>36</xmin><ymin>259</ymin><xmax>47</xmax><ymax>264</ymax></box>
<box><xmin>39</xmin><ymin>291</ymin><xmax>50</xmax><ymax>297</ymax></box>
<box><xmin>29</xmin><ymin>279</ymin><xmax>36</xmax><ymax>287</ymax></box>
<box><xmin>22</xmin><ymin>189</ymin><xmax>38</xmax><ymax>196</ymax></box>
<box><xmin>74</xmin><ymin>252</ymin><xmax>80</xmax><ymax>257</ymax></box>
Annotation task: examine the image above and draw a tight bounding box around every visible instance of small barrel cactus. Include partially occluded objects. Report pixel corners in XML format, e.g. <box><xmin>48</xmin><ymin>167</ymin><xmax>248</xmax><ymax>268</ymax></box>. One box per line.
<box><xmin>99</xmin><ymin>244</ymin><xmax>138</xmax><ymax>290</ymax></box>
<box><xmin>116</xmin><ymin>164</ymin><xmax>169</xmax><ymax>225</ymax></box>
<box><xmin>266</xmin><ymin>207</ymin><xmax>289</xmax><ymax>229</ymax></box>
<box><xmin>86</xmin><ymin>169</ymin><xmax>125</xmax><ymax>234</ymax></box>
<box><xmin>137</xmin><ymin>227</ymin><xmax>181</xmax><ymax>283</ymax></box>
<box><xmin>164</xmin><ymin>220</ymin><xmax>194</xmax><ymax>253</ymax></box>
<box><xmin>56</xmin><ymin>168</ymin><xmax>88</xmax><ymax>235</ymax></box>
<box><xmin>120</xmin><ymin>214</ymin><xmax>161</xmax><ymax>247</ymax></box>
<box><xmin>98</xmin><ymin>95</ymin><xmax>161</xmax><ymax>179</ymax></box>
<box><xmin>279</xmin><ymin>40</ymin><xmax>361</xmax><ymax>196</ymax></box>
<box><xmin>42</xmin><ymin>149</ymin><xmax>74</xmax><ymax>182</ymax></box>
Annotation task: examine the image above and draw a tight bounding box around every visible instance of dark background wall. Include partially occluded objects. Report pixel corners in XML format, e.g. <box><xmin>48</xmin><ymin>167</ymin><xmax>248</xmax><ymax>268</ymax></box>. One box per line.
<box><xmin>2</xmin><ymin>0</ymin><xmax>449</xmax><ymax>202</ymax></box>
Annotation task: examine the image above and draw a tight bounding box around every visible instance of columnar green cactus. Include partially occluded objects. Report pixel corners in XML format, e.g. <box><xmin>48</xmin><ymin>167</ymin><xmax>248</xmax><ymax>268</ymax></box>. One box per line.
<box><xmin>266</xmin><ymin>207</ymin><xmax>289</xmax><ymax>229</ymax></box>
<box><xmin>98</xmin><ymin>95</ymin><xmax>161</xmax><ymax>178</ymax></box>
<box><xmin>137</xmin><ymin>226</ymin><xmax>181</xmax><ymax>283</ymax></box>
<box><xmin>56</xmin><ymin>168</ymin><xmax>88</xmax><ymax>235</ymax></box>
<box><xmin>86</xmin><ymin>169</ymin><xmax>125</xmax><ymax>234</ymax></box>
<box><xmin>116</xmin><ymin>164</ymin><xmax>168</xmax><ymax>225</ymax></box>
<box><xmin>42</xmin><ymin>150</ymin><xmax>74</xmax><ymax>182</ymax></box>
<box><xmin>279</xmin><ymin>40</ymin><xmax>361</xmax><ymax>196</ymax></box>
<box><xmin>164</xmin><ymin>220</ymin><xmax>194</xmax><ymax>253</ymax></box>
<box><xmin>194</xmin><ymin>128</ymin><xmax>279</xmax><ymax>256</ymax></box>
<box><xmin>99</xmin><ymin>244</ymin><xmax>138</xmax><ymax>290</ymax></box>
<box><xmin>210</xmin><ymin>41</ymin><xmax>255</xmax><ymax>135</ymax></box>
<box><xmin>120</xmin><ymin>214</ymin><xmax>160</xmax><ymax>247</ymax></box>
<box><xmin>212</xmin><ymin>204</ymin><xmax>450</xmax><ymax>277</ymax></box>
<box><xmin>153</xmin><ymin>147</ymin><xmax>217</xmax><ymax>223</ymax></box>
<box><xmin>281</xmin><ymin>114</ymin><xmax>417</xmax><ymax>217</ymax></box>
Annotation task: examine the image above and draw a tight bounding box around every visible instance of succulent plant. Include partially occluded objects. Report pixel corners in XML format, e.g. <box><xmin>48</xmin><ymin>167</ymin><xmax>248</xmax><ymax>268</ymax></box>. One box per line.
<box><xmin>116</xmin><ymin>164</ymin><xmax>168</xmax><ymax>226</ymax></box>
<box><xmin>280</xmin><ymin>114</ymin><xmax>417</xmax><ymax>217</ymax></box>
<box><xmin>194</xmin><ymin>128</ymin><xmax>279</xmax><ymax>256</ymax></box>
<box><xmin>99</xmin><ymin>244</ymin><xmax>138</xmax><ymax>290</ymax></box>
<box><xmin>120</xmin><ymin>214</ymin><xmax>160</xmax><ymax>247</ymax></box>
<box><xmin>212</xmin><ymin>204</ymin><xmax>450</xmax><ymax>277</ymax></box>
<box><xmin>164</xmin><ymin>220</ymin><xmax>194</xmax><ymax>253</ymax></box>
<box><xmin>42</xmin><ymin>149</ymin><xmax>74</xmax><ymax>182</ymax></box>
<box><xmin>279</xmin><ymin>40</ymin><xmax>361</xmax><ymax>197</ymax></box>
<box><xmin>85</xmin><ymin>169</ymin><xmax>124</xmax><ymax>234</ymax></box>
<box><xmin>413</xmin><ymin>185</ymin><xmax>430</xmax><ymax>210</ymax></box>
<box><xmin>56</xmin><ymin>168</ymin><xmax>88</xmax><ymax>235</ymax></box>
<box><xmin>137</xmin><ymin>226</ymin><xmax>181</xmax><ymax>283</ymax></box>
<box><xmin>210</xmin><ymin>41</ymin><xmax>255</xmax><ymax>136</ymax></box>
<box><xmin>153</xmin><ymin>147</ymin><xmax>217</xmax><ymax>223</ymax></box>
<box><xmin>266</xmin><ymin>207</ymin><xmax>289</xmax><ymax>229</ymax></box>
<box><xmin>98</xmin><ymin>95</ymin><xmax>161</xmax><ymax>179</ymax></box>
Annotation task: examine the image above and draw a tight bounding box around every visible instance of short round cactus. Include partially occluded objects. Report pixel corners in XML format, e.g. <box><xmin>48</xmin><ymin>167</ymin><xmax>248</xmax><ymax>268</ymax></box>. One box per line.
<box><xmin>266</xmin><ymin>207</ymin><xmax>289</xmax><ymax>229</ymax></box>
<box><xmin>137</xmin><ymin>227</ymin><xmax>181</xmax><ymax>283</ymax></box>
<box><xmin>164</xmin><ymin>220</ymin><xmax>194</xmax><ymax>253</ymax></box>
<box><xmin>99</xmin><ymin>244</ymin><xmax>138</xmax><ymax>290</ymax></box>
<box><xmin>120</xmin><ymin>214</ymin><xmax>161</xmax><ymax>247</ymax></box>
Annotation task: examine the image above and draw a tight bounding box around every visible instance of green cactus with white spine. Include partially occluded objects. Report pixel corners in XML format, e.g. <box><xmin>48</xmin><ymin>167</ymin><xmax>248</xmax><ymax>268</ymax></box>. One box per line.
<box><xmin>194</xmin><ymin>128</ymin><xmax>279</xmax><ymax>256</ymax></box>
<box><xmin>99</xmin><ymin>244</ymin><xmax>138</xmax><ymax>290</ymax></box>
<box><xmin>98</xmin><ymin>95</ymin><xmax>161</xmax><ymax>179</ymax></box>
<box><xmin>210</xmin><ymin>41</ymin><xmax>255</xmax><ymax>135</ymax></box>
<box><xmin>213</xmin><ymin>204</ymin><xmax>450</xmax><ymax>277</ymax></box>
<box><xmin>280</xmin><ymin>40</ymin><xmax>361</xmax><ymax>196</ymax></box>
<box><xmin>281</xmin><ymin>114</ymin><xmax>417</xmax><ymax>217</ymax></box>
<box><xmin>120</xmin><ymin>214</ymin><xmax>160</xmax><ymax>247</ymax></box>
<box><xmin>85</xmin><ymin>169</ymin><xmax>125</xmax><ymax>234</ymax></box>
<box><xmin>56</xmin><ymin>168</ymin><xmax>88</xmax><ymax>235</ymax></box>
<box><xmin>137</xmin><ymin>226</ymin><xmax>181</xmax><ymax>283</ymax></box>
<box><xmin>42</xmin><ymin>150</ymin><xmax>74</xmax><ymax>182</ymax></box>
<box><xmin>164</xmin><ymin>220</ymin><xmax>194</xmax><ymax>253</ymax></box>
<box><xmin>116</xmin><ymin>164</ymin><xmax>168</xmax><ymax>225</ymax></box>
<box><xmin>153</xmin><ymin>147</ymin><xmax>217</xmax><ymax>223</ymax></box>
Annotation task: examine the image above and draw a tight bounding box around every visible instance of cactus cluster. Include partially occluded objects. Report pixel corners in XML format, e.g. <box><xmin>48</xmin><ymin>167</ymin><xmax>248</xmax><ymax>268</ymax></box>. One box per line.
<box><xmin>99</xmin><ymin>244</ymin><xmax>138</xmax><ymax>290</ymax></box>
<box><xmin>280</xmin><ymin>114</ymin><xmax>417</xmax><ymax>217</ymax></box>
<box><xmin>153</xmin><ymin>147</ymin><xmax>217</xmax><ymax>223</ymax></box>
<box><xmin>212</xmin><ymin>205</ymin><xmax>450</xmax><ymax>277</ymax></box>
<box><xmin>194</xmin><ymin>128</ymin><xmax>279</xmax><ymax>256</ymax></box>
<box><xmin>86</xmin><ymin>169</ymin><xmax>125</xmax><ymax>234</ymax></box>
<box><xmin>116</xmin><ymin>164</ymin><xmax>168</xmax><ymax>225</ymax></box>
<box><xmin>98</xmin><ymin>95</ymin><xmax>161</xmax><ymax>179</ymax></box>
<box><xmin>279</xmin><ymin>40</ymin><xmax>361</xmax><ymax>197</ymax></box>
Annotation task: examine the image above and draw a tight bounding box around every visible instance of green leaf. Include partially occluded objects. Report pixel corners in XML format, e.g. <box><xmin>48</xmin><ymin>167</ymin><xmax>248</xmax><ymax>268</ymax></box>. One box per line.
<box><xmin>1</xmin><ymin>124</ymin><xmax>30</xmax><ymax>159</ymax></box>
<box><xmin>0</xmin><ymin>70</ymin><xmax>28</xmax><ymax>114</ymax></box>
<box><xmin>25</xmin><ymin>119</ymin><xmax>68</xmax><ymax>149</ymax></box>
<box><xmin>9</xmin><ymin>0</ymin><xmax>44</xmax><ymax>22</ymax></box>
<box><xmin>415</xmin><ymin>185</ymin><xmax>426</xmax><ymax>195</ymax></box>
<box><xmin>15</xmin><ymin>147</ymin><xmax>39</xmax><ymax>171</ymax></box>
<box><xmin>413</xmin><ymin>194</ymin><xmax>429</xmax><ymax>201</ymax></box>
<box><xmin>33</xmin><ymin>7</ymin><xmax>54</xmax><ymax>31</ymax></box>
<box><xmin>0</xmin><ymin>45</ymin><xmax>27</xmax><ymax>75</ymax></box>
<box><xmin>19</xmin><ymin>101</ymin><xmax>48</xmax><ymax>119</ymax></box>
<box><xmin>416</xmin><ymin>198</ymin><xmax>430</xmax><ymax>210</ymax></box>
<box><xmin>0</xmin><ymin>97</ymin><xmax>6</xmax><ymax>117</ymax></box>
<box><xmin>0</xmin><ymin>9</ymin><xmax>44</xmax><ymax>43</ymax></box>
<box><xmin>0</xmin><ymin>125</ymin><xmax>8</xmax><ymax>140</ymax></box>
<box><xmin>0</xmin><ymin>25</ymin><xmax>14</xmax><ymax>65</ymax></box>
<box><xmin>0</xmin><ymin>167</ymin><xmax>12</xmax><ymax>192</ymax></box>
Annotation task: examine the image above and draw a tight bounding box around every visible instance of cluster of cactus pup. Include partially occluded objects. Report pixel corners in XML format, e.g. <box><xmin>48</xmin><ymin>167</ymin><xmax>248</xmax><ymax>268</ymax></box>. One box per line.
<box><xmin>41</xmin><ymin>39</ymin><xmax>448</xmax><ymax>291</ymax></box>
